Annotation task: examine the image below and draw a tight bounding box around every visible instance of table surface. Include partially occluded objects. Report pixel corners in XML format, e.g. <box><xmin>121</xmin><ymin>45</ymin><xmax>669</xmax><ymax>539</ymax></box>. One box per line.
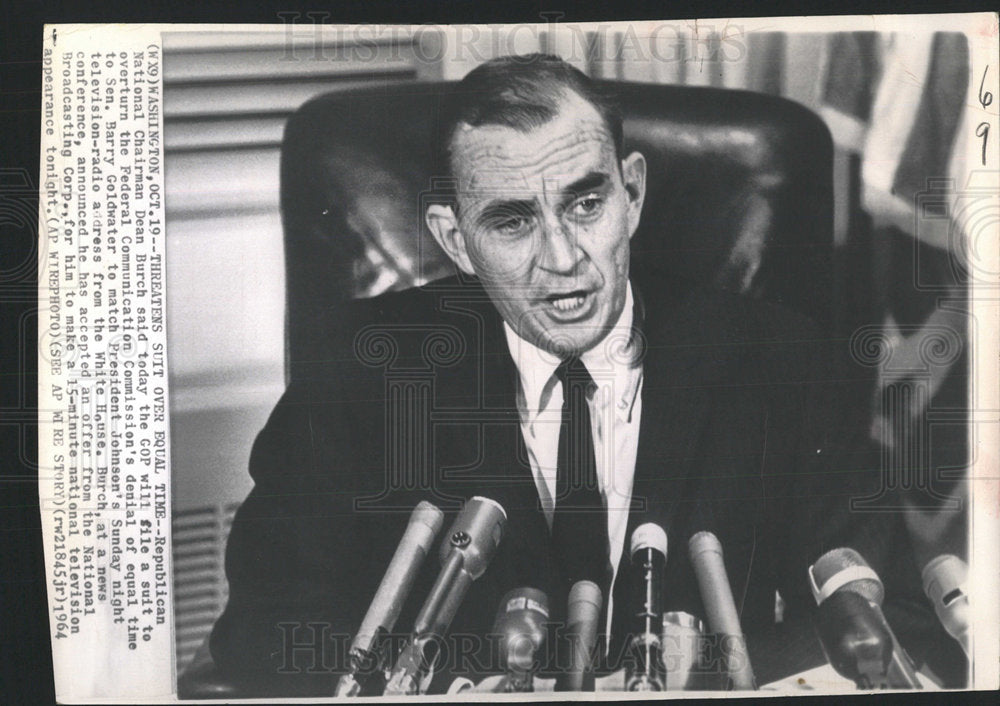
<box><xmin>467</xmin><ymin>662</ymin><xmax>937</xmax><ymax>693</ymax></box>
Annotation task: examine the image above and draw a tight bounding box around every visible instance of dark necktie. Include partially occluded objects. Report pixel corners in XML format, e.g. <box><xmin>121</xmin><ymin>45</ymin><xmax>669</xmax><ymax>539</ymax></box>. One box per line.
<box><xmin>549</xmin><ymin>357</ymin><xmax>611</xmax><ymax>598</ymax></box>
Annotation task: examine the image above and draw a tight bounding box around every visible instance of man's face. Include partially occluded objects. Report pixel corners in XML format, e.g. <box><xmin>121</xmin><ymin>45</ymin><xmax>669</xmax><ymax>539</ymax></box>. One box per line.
<box><xmin>427</xmin><ymin>91</ymin><xmax>646</xmax><ymax>356</ymax></box>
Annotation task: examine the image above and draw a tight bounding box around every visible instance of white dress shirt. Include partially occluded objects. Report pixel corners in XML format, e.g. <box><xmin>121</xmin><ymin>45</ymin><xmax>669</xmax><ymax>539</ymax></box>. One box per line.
<box><xmin>502</xmin><ymin>283</ymin><xmax>643</xmax><ymax>639</ymax></box>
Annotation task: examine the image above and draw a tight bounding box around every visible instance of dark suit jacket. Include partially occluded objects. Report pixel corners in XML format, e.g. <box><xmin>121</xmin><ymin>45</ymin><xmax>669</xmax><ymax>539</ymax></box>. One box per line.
<box><xmin>209</xmin><ymin>261</ymin><xmax>961</xmax><ymax>694</ymax></box>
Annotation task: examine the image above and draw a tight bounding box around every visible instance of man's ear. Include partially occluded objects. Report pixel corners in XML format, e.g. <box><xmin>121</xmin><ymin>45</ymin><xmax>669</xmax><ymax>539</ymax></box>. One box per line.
<box><xmin>425</xmin><ymin>204</ymin><xmax>476</xmax><ymax>275</ymax></box>
<box><xmin>621</xmin><ymin>151</ymin><xmax>647</xmax><ymax>238</ymax></box>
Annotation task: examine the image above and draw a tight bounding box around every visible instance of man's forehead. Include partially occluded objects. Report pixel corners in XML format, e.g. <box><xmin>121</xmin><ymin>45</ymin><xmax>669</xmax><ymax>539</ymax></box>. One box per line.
<box><xmin>450</xmin><ymin>94</ymin><xmax>616</xmax><ymax>196</ymax></box>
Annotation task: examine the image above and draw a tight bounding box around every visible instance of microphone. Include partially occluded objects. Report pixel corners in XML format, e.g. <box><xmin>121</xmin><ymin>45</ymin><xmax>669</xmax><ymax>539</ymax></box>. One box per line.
<box><xmin>809</xmin><ymin>547</ymin><xmax>921</xmax><ymax>689</ymax></box>
<box><xmin>688</xmin><ymin>531</ymin><xmax>757</xmax><ymax>690</ymax></box>
<box><xmin>661</xmin><ymin>611</ymin><xmax>709</xmax><ymax>690</ymax></box>
<box><xmin>335</xmin><ymin>501</ymin><xmax>444</xmax><ymax>697</ymax></box>
<box><xmin>625</xmin><ymin>523</ymin><xmax>667</xmax><ymax>691</ymax></box>
<box><xmin>384</xmin><ymin>496</ymin><xmax>507</xmax><ymax>695</ymax></box>
<box><xmin>814</xmin><ymin>590</ymin><xmax>894</xmax><ymax>688</ymax></box>
<box><xmin>492</xmin><ymin>588</ymin><xmax>549</xmax><ymax>692</ymax></box>
<box><xmin>556</xmin><ymin>580</ymin><xmax>603</xmax><ymax>692</ymax></box>
<box><xmin>921</xmin><ymin>554</ymin><xmax>969</xmax><ymax>657</ymax></box>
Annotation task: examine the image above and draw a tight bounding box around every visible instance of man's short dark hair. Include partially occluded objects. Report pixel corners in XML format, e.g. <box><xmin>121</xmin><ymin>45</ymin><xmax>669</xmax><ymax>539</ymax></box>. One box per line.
<box><xmin>434</xmin><ymin>54</ymin><xmax>625</xmax><ymax>186</ymax></box>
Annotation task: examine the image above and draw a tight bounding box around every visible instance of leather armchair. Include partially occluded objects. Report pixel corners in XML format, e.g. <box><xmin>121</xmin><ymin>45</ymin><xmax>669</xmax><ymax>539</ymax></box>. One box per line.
<box><xmin>279</xmin><ymin>81</ymin><xmax>833</xmax><ymax>382</ymax></box>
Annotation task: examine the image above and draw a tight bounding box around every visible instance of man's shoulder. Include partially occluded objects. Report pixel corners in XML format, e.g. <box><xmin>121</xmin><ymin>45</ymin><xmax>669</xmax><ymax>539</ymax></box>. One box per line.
<box><xmin>348</xmin><ymin>274</ymin><xmax>490</xmax><ymax>326</ymax></box>
<box><xmin>636</xmin><ymin>265</ymin><xmax>829</xmax><ymax>385</ymax></box>
<box><xmin>639</xmin><ymin>266</ymin><xmax>821</xmax><ymax>344</ymax></box>
<box><xmin>287</xmin><ymin>275</ymin><xmax>495</xmax><ymax>396</ymax></box>
<box><xmin>695</xmin><ymin>286</ymin><xmax>821</xmax><ymax>342</ymax></box>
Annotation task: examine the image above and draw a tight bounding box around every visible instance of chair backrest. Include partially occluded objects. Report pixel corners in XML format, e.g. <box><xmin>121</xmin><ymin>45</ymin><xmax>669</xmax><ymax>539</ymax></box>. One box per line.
<box><xmin>281</xmin><ymin>81</ymin><xmax>833</xmax><ymax>379</ymax></box>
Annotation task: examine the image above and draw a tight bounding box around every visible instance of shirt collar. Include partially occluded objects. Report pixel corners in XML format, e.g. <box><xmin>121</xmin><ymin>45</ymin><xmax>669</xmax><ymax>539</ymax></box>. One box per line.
<box><xmin>503</xmin><ymin>283</ymin><xmax>640</xmax><ymax>422</ymax></box>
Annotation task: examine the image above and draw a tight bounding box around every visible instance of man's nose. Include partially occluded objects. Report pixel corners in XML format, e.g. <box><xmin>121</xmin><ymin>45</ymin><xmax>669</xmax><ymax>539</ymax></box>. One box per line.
<box><xmin>538</xmin><ymin>213</ymin><xmax>581</xmax><ymax>273</ymax></box>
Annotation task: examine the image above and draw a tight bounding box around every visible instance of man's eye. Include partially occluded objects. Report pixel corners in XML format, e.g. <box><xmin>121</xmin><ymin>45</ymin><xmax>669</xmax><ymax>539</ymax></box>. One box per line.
<box><xmin>570</xmin><ymin>195</ymin><xmax>604</xmax><ymax>218</ymax></box>
<box><xmin>488</xmin><ymin>213</ymin><xmax>532</xmax><ymax>235</ymax></box>
<box><xmin>496</xmin><ymin>217</ymin><xmax>527</xmax><ymax>233</ymax></box>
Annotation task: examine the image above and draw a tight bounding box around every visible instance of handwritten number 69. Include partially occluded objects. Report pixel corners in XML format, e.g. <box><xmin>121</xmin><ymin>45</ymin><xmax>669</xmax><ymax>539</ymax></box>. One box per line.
<box><xmin>978</xmin><ymin>66</ymin><xmax>992</xmax><ymax>166</ymax></box>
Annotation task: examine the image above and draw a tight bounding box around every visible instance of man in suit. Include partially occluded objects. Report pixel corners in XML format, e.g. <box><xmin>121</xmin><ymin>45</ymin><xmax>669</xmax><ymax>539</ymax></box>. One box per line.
<box><xmin>207</xmin><ymin>55</ymin><xmax>962</xmax><ymax>694</ymax></box>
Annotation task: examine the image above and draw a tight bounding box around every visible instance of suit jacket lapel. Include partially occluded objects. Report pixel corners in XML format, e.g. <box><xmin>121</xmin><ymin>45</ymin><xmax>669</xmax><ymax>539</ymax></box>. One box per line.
<box><xmin>433</xmin><ymin>285</ymin><xmax>553</xmax><ymax>593</ymax></box>
<box><xmin>626</xmin><ymin>267</ymin><xmax>716</xmax><ymax>538</ymax></box>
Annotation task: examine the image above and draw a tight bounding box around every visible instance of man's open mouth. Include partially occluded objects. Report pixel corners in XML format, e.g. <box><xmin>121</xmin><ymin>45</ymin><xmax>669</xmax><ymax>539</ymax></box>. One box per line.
<box><xmin>546</xmin><ymin>290</ymin><xmax>591</xmax><ymax>313</ymax></box>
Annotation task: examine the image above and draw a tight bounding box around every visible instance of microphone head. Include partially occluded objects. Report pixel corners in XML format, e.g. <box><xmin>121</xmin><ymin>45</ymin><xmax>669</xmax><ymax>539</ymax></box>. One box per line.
<box><xmin>495</xmin><ymin>587</ymin><xmax>549</xmax><ymax>623</ymax></box>
<box><xmin>493</xmin><ymin>588</ymin><xmax>549</xmax><ymax>674</ymax></box>
<box><xmin>688</xmin><ymin>530</ymin><xmax>723</xmax><ymax>559</ymax></box>
<box><xmin>810</xmin><ymin>548</ymin><xmax>885</xmax><ymax>606</ymax></box>
<box><xmin>921</xmin><ymin>554</ymin><xmax>968</xmax><ymax>607</ymax></box>
<box><xmin>921</xmin><ymin>554</ymin><xmax>969</xmax><ymax>653</ymax></box>
<box><xmin>409</xmin><ymin>501</ymin><xmax>445</xmax><ymax>551</ymax></box>
<box><xmin>441</xmin><ymin>496</ymin><xmax>507</xmax><ymax>578</ymax></box>
<box><xmin>630</xmin><ymin>522</ymin><xmax>668</xmax><ymax>559</ymax></box>
<box><xmin>563</xmin><ymin>580</ymin><xmax>603</xmax><ymax>691</ymax></box>
<box><xmin>661</xmin><ymin>612</ymin><xmax>709</xmax><ymax>690</ymax></box>
<box><xmin>566</xmin><ymin>580</ymin><xmax>603</xmax><ymax>646</ymax></box>
<box><xmin>814</xmin><ymin>590</ymin><xmax>893</xmax><ymax>686</ymax></box>
<box><xmin>567</xmin><ymin>579</ymin><xmax>603</xmax><ymax>618</ymax></box>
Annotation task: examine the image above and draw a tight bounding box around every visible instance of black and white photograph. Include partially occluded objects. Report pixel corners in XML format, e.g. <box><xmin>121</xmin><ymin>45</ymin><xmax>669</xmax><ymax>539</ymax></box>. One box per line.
<box><xmin>31</xmin><ymin>14</ymin><xmax>999</xmax><ymax>702</ymax></box>
<box><xmin>161</xmin><ymin>18</ymin><xmax>994</xmax><ymax>697</ymax></box>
